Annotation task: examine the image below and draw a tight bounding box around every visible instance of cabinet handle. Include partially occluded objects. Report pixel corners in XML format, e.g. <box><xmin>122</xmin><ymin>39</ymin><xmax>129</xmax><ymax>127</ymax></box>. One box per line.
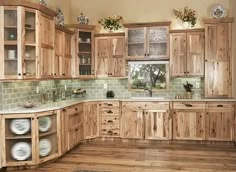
<box><xmin>107</xmin><ymin>120</ymin><xmax>113</xmax><ymax>123</ymax></box>
<box><xmin>62</xmin><ymin>109</ymin><xmax>66</xmax><ymax>112</ymax></box>
<box><xmin>107</xmin><ymin>110</ymin><xmax>113</xmax><ymax>114</ymax></box>
<box><xmin>18</xmin><ymin>73</ymin><xmax>21</xmax><ymax>76</ymax></box>
<box><xmin>107</xmin><ymin>104</ymin><xmax>113</xmax><ymax>106</ymax></box>
<box><xmin>147</xmin><ymin>54</ymin><xmax>149</xmax><ymax>56</ymax></box>
<box><xmin>23</xmin><ymin>73</ymin><xmax>26</xmax><ymax>76</ymax></box>
<box><xmin>184</xmin><ymin>72</ymin><xmax>186</xmax><ymax>74</ymax></box>
<box><xmin>185</xmin><ymin>104</ymin><xmax>193</xmax><ymax>107</ymax></box>
<box><xmin>75</xmin><ymin>128</ymin><xmax>78</xmax><ymax>131</ymax></box>
<box><xmin>144</xmin><ymin>53</ymin><xmax>147</xmax><ymax>56</ymax></box>
<box><xmin>187</xmin><ymin>72</ymin><xmax>189</xmax><ymax>74</ymax></box>
<box><xmin>75</xmin><ymin>108</ymin><xmax>78</xmax><ymax>111</ymax></box>
<box><xmin>108</xmin><ymin>130</ymin><xmax>113</xmax><ymax>134</ymax></box>
<box><xmin>62</xmin><ymin>74</ymin><xmax>66</xmax><ymax>76</ymax></box>
<box><xmin>217</xmin><ymin>104</ymin><xmax>224</xmax><ymax>108</ymax></box>
<box><xmin>54</xmin><ymin>73</ymin><xmax>57</xmax><ymax>76</ymax></box>
<box><xmin>205</xmin><ymin>60</ymin><xmax>208</xmax><ymax>62</ymax></box>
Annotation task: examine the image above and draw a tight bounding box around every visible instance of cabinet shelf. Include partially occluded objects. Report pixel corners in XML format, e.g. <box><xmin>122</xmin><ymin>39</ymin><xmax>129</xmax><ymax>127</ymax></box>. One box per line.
<box><xmin>128</xmin><ymin>42</ymin><xmax>144</xmax><ymax>44</ymax></box>
<box><xmin>149</xmin><ymin>41</ymin><xmax>167</xmax><ymax>44</ymax></box>
<box><xmin>4</xmin><ymin>59</ymin><xmax>17</xmax><ymax>61</ymax></box>
<box><xmin>80</xmin><ymin>64</ymin><xmax>91</xmax><ymax>66</ymax></box>
<box><xmin>78</xmin><ymin>52</ymin><xmax>92</xmax><ymax>54</ymax></box>
<box><xmin>39</xmin><ymin>130</ymin><xmax>57</xmax><ymax>138</ymax></box>
<box><xmin>4</xmin><ymin>26</ymin><xmax>17</xmax><ymax>29</ymax></box>
<box><xmin>25</xmin><ymin>27</ymin><xmax>35</xmax><ymax>31</ymax></box>
<box><xmin>79</xmin><ymin>42</ymin><xmax>91</xmax><ymax>44</ymax></box>
<box><xmin>25</xmin><ymin>42</ymin><xmax>36</xmax><ymax>46</ymax></box>
<box><xmin>6</xmin><ymin>135</ymin><xmax>32</xmax><ymax>140</ymax></box>
<box><xmin>4</xmin><ymin>41</ymin><xmax>17</xmax><ymax>45</ymax></box>
<box><xmin>24</xmin><ymin>58</ymin><xmax>35</xmax><ymax>61</ymax></box>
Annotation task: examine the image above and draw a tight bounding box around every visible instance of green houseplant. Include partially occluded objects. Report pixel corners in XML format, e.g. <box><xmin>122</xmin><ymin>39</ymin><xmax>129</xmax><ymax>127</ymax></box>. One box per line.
<box><xmin>98</xmin><ymin>15</ymin><xmax>122</xmax><ymax>31</ymax></box>
<box><xmin>173</xmin><ymin>6</ymin><xmax>197</xmax><ymax>27</ymax></box>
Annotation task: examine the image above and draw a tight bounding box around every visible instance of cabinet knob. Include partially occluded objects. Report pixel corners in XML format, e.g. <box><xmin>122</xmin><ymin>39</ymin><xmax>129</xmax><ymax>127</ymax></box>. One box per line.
<box><xmin>62</xmin><ymin>109</ymin><xmax>66</xmax><ymax>112</ymax></box>
<box><xmin>217</xmin><ymin>104</ymin><xmax>224</xmax><ymax>107</ymax></box>
<box><xmin>147</xmin><ymin>54</ymin><xmax>150</xmax><ymax>56</ymax></box>
<box><xmin>18</xmin><ymin>73</ymin><xmax>21</xmax><ymax>76</ymax></box>
<box><xmin>185</xmin><ymin>104</ymin><xmax>193</xmax><ymax>107</ymax></box>
<box><xmin>23</xmin><ymin>73</ymin><xmax>26</xmax><ymax>76</ymax></box>
<box><xmin>205</xmin><ymin>60</ymin><xmax>208</xmax><ymax>62</ymax></box>
<box><xmin>107</xmin><ymin>110</ymin><xmax>113</xmax><ymax>114</ymax></box>
<box><xmin>54</xmin><ymin>73</ymin><xmax>57</xmax><ymax>76</ymax></box>
<box><xmin>107</xmin><ymin>120</ymin><xmax>113</xmax><ymax>123</ymax></box>
<box><xmin>75</xmin><ymin>108</ymin><xmax>78</xmax><ymax>111</ymax></box>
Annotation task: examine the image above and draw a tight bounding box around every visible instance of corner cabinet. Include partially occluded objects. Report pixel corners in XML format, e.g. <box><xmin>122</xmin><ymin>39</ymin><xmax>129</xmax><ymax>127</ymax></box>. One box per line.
<box><xmin>67</xmin><ymin>24</ymin><xmax>97</xmax><ymax>79</ymax></box>
<box><xmin>95</xmin><ymin>33</ymin><xmax>125</xmax><ymax>77</ymax></box>
<box><xmin>170</xmin><ymin>29</ymin><xmax>204</xmax><ymax>77</ymax></box>
<box><xmin>204</xmin><ymin>18</ymin><xmax>233</xmax><ymax>98</ymax></box>
<box><xmin>0</xmin><ymin>2</ymin><xmax>57</xmax><ymax>80</ymax></box>
<box><xmin>123</xmin><ymin>22</ymin><xmax>171</xmax><ymax>60</ymax></box>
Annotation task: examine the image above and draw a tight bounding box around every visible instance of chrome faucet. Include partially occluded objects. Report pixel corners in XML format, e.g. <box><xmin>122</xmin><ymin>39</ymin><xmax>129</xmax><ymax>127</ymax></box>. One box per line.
<box><xmin>144</xmin><ymin>86</ymin><xmax>152</xmax><ymax>97</ymax></box>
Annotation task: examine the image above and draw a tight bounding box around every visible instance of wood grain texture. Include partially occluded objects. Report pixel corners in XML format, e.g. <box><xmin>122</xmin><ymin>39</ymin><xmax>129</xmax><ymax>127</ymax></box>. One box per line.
<box><xmin>83</xmin><ymin>102</ymin><xmax>100</xmax><ymax>139</ymax></box>
<box><xmin>12</xmin><ymin>141</ymin><xmax>236</xmax><ymax>172</ymax></box>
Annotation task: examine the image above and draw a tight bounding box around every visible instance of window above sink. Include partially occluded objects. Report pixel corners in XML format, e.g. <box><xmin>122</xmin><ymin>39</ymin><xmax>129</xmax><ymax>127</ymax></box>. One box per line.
<box><xmin>128</xmin><ymin>61</ymin><xmax>169</xmax><ymax>91</ymax></box>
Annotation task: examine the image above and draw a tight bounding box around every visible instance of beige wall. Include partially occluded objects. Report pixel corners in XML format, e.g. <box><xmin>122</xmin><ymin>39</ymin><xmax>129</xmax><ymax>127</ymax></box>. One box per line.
<box><xmin>70</xmin><ymin>0</ymin><xmax>230</xmax><ymax>30</ymax></box>
<box><xmin>28</xmin><ymin>0</ymin><xmax>71</xmax><ymax>24</ymax></box>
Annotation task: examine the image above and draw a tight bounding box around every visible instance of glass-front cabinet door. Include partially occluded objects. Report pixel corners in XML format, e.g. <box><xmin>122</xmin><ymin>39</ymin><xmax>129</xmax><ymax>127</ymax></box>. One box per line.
<box><xmin>126</xmin><ymin>28</ymin><xmax>145</xmax><ymax>59</ymax></box>
<box><xmin>0</xmin><ymin>6</ymin><xmax>37</xmax><ymax>79</ymax></box>
<box><xmin>23</xmin><ymin>8</ymin><xmax>37</xmax><ymax>79</ymax></box>
<box><xmin>147</xmin><ymin>26</ymin><xmax>169</xmax><ymax>59</ymax></box>
<box><xmin>78</xmin><ymin>30</ymin><xmax>94</xmax><ymax>78</ymax></box>
<box><xmin>2</xmin><ymin>7</ymin><xmax>19</xmax><ymax>79</ymax></box>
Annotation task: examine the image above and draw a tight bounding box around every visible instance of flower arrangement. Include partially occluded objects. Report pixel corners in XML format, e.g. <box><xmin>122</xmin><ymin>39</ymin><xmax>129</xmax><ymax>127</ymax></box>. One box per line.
<box><xmin>173</xmin><ymin>6</ymin><xmax>197</xmax><ymax>27</ymax></box>
<box><xmin>98</xmin><ymin>15</ymin><xmax>122</xmax><ymax>31</ymax></box>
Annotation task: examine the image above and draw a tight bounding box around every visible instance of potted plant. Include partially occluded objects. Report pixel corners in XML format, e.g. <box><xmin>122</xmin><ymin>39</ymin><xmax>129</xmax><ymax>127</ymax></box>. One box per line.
<box><xmin>98</xmin><ymin>15</ymin><xmax>122</xmax><ymax>32</ymax></box>
<box><xmin>183</xmin><ymin>81</ymin><xmax>193</xmax><ymax>99</ymax></box>
<box><xmin>173</xmin><ymin>6</ymin><xmax>197</xmax><ymax>28</ymax></box>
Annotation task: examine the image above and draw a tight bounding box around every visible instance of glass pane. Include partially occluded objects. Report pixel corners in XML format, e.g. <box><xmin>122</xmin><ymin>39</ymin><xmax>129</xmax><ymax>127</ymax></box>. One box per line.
<box><xmin>128</xmin><ymin>61</ymin><xmax>169</xmax><ymax>90</ymax></box>
<box><xmin>4</xmin><ymin>45</ymin><xmax>18</xmax><ymax>76</ymax></box>
<box><xmin>128</xmin><ymin>29</ymin><xmax>144</xmax><ymax>43</ymax></box>
<box><xmin>25</xmin><ymin>11</ymin><xmax>36</xmax><ymax>43</ymax></box>
<box><xmin>128</xmin><ymin>44</ymin><xmax>144</xmax><ymax>56</ymax></box>
<box><xmin>4</xmin><ymin>10</ymin><xmax>17</xmax><ymax>41</ymax></box>
<box><xmin>24</xmin><ymin>46</ymin><xmax>36</xmax><ymax>76</ymax></box>
<box><xmin>149</xmin><ymin>28</ymin><xmax>167</xmax><ymax>43</ymax></box>
<box><xmin>149</xmin><ymin>43</ymin><xmax>167</xmax><ymax>56</ymax></box>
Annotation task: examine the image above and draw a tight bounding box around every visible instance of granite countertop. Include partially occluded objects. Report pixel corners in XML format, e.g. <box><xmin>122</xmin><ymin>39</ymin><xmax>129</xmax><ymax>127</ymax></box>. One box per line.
<box><xmin>1</xmin><ymin>97</ymin><xmax>236</xmax><ymax>114</ymax></box>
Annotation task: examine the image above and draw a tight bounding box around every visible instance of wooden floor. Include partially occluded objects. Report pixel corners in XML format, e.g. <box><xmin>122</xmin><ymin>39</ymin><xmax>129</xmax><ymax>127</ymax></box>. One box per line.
<box><xmin>8</xmin><ymin>141</ymin><xmax>236</xmax><ymax>172</ymax></box>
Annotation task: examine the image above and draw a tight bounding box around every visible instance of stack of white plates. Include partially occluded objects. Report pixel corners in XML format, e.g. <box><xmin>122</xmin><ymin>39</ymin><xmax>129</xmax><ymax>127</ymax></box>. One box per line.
<box><xmin>10</xmin><ymin>119</ymin><xmax>31</xmax><ymax>135</ymax></box>
<box><xmin>39</xmin><ymin>139</ymin><xmax>52</xmax><ymax>157</ymax></box>
<box><xmin>11</xmin><ymin>142</ymin><xmax>31</xmax><ymax>161</ymax></box>
<box><xmin>38</xmin><ymin>116</ymin><xmax>52</xmax><ymax>132</ymax></box>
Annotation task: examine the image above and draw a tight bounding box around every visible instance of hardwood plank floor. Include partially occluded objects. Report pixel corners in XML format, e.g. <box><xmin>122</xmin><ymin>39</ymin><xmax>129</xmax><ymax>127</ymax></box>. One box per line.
<box><xmin>7</xmin><ymin>141</ymin><xmax>236</xmax><ymax>172</ymax></box>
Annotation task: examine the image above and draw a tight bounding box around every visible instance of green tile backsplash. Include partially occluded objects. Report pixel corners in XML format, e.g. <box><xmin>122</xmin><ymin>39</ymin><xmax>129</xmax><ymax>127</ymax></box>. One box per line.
<box><xmin>0</xmin><ymin>77</ymin><xmax>203</xmax><ymax>110</ymax></box>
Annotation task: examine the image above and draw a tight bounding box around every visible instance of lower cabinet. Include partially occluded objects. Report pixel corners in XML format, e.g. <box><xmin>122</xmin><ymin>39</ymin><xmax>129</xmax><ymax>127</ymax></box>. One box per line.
<box><xmin>61</xmin><ymin>103</ymin><xmax>83</xmax><ymax>154</ymax></box>
<box><xmin>83</xmin><ymin>102</ymin><xmax>100</xmax><ymax>139</ymax></box>
<box><xmin>100</xmin><ymin>101</ymin><xmax>120</xmax><ymax>137</ymax></box>
<box><xmin>145</xmin><ymin>110</ymin><xmax>171</xmax><ymax>140</ymax></box>
<box><xmin>206</xmin><ymin>102</ymin><xmax>235</xmax><ymax>141</ymax></box>
<box><xmin>121</xmin><ymin>101</ymin><xmax>171</xmax><ymax>140</ymax></box>
<box><xmin>173</xmin><ymin>102</ymin><xmax>206</xmax><ymax>140</ymax></box>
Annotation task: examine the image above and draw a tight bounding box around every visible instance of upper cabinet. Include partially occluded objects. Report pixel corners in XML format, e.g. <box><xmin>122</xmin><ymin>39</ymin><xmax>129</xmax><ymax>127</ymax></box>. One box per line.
<box><xmin>67</xmin><ymin>24</ymin><xmax>97</xmax><ymax>79</ymax></box>
<box><xmin>95</xmin><ymin>33</ymin><xmax>125</xmax><ymax>77</ymax></box>
<box><xmin>170</xmin><ymin>29</ymin><xmax>205</xmax><ymax>77</ymax></box>
<box><xmin>0</xmin><ymin>1</ymin><xmax>57</xmax><ymax>80</ymax></box>
<box><xmin>54</xmin><ymin>25</ymin><xmax>74</xmax><ymax>78</ymax></box>
<box><xmin>204</xmin><ymin>18</ymin><xmax>233</xmax><ymax>98</ymax></box>
<box><xmin>123</xmin><ymin>22</ymin><xmax>171</xmax><ymax>60</ymax></box>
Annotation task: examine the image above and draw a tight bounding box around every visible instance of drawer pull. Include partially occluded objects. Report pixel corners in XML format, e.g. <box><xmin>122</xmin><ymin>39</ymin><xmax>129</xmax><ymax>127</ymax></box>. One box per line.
<box><xmin>217</xmin><ymin>104</ymin><xmax>224</xmax><ymax>107</ymax></box>
<box><xmin>107</xmin><ymin>120</ymin><xmax>113</xmax><ymax>123</ymax></box>
<box><xmin>108</xmin><ymin>130</ymin><xmax>113</xmax><ymax>134</ymax></box>
<box><xmin>185</xmin><ymin>104</ymin><xmax>192</xmax><ymax>107</ymax></box>
<box><xmin>107</xmin><ymin>104</ymin><xmax>113</xmax><ymax>106</ymax></box>
<box><xmin>107</xmin><ymin>110</ymin><xmax>113</xmax><ymax>114</ymax></box>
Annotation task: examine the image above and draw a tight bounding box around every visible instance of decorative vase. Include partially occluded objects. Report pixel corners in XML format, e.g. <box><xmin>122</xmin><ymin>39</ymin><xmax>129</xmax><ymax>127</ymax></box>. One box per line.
<box><xmin>186</xmin><ymin>92</ymin><xmax>192</xmax><ymax>99</ymax></box>
<box><xmin>182</xmin><ymin>21</ymin><xmax>191</xmax><ymax>29</ymax></box>
<box><xmin>77</xmin><ymin>13</ymin><xmax>89</xmax><ymax>24</ymax></box>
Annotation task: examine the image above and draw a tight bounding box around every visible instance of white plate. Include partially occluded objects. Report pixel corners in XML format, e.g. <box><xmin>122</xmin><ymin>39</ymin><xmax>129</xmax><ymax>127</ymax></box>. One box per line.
<box><xmin>39</xmin><ymin>139</ymin><xmax>52</xmax><ymax>157</ymax></box>
<box><xmin>10</xmin><ymin>119</ymin><xmax>31</xmax><ymax>135</ymax></box>
<box><xmin>11</xmin><ymin>142</ymin><xmax>31</xmax><ymax>161</ymax></box>
<box><xmin>212</xmin><ymin>4</ymin><xmax>226</xmax><ymax>18</ymax></box>
<box><xmin>38</xmin><ymin>116</ymin><xmax>52</xmax><ymax>132</ymax></box>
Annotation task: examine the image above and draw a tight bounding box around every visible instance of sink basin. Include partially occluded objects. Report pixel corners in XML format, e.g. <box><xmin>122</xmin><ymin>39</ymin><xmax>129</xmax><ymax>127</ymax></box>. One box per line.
<box><xmin>130</xmin><ymin>97</ymin><xmax>166</xmax><ymax>100</ymax></box>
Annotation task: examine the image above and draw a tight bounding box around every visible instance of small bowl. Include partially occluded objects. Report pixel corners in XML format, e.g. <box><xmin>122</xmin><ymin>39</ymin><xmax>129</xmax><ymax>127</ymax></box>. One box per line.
<box><xmin>23</xmin><ymin>101</ymin><xmax>35</xmax><ymax>108</ymax></box>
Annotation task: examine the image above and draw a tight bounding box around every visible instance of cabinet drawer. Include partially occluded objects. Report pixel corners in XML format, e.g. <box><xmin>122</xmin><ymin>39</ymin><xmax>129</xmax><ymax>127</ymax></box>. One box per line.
<box><xmin>101</xmin><ymin>108</ymin><xmax>120</xmax><ymax>115</ymax></box>
<box><xmin>173</xmin><ymin>102</ymin><xmax>205</xmax><ymax>110</ymax></box>
<box><xmin>206</xmin><ymin>102</ymin><xmax>235</xmax><ymax>111</ymax></box>
<box><xmin>101</xmin><ymin>128</ymin><xmax>120</xmax><ymax>137</ymax></box>
<box><xmin>102</xmin><ymin>101</ymin><xmax>120</xmax><ymax>108</ymax></box>
<box><xmin>145</xmin><ymin>102</ymin><xmax>169</xmax><ymax>110</ymax></box>
<box><xmin>122</xmin><ymin>101</ymin><xmax>169</xmax><ymax>110</ymax></box>
<box><xmin>101</xmin><ymin>116</ymin><xmax>120</xmax><ymax>126</ymax></box>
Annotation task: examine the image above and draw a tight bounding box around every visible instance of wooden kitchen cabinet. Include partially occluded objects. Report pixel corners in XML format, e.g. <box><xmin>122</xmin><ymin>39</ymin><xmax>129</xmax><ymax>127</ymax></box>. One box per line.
<box><xmin>204</xmin><ymin>18</ymin><xmax>233</xmax><ymax>97</ymax></box>
<box><xmin>206</xmin><ymin>102</ymin><xmax>235</xmax><ymax>141</ymax></box>
<box><xmin>95</xmin><ymin>33</ymin><xmax>125</xmax><ymax>77</ymax></box>
<box><xmin>100</xmin><ymin>101</ymin><xmax>120</xmax><ymax>137</ymax></box>
<box><xmin>170</xmin><ymin>29</ymin><xmax>204</xmax><ymax>77</ymax></box>
<box><xmin>83</xmin><ymin>102</ymin><xmax>100</xmax><ymax>139</ymax></box>
<box><xmin>38</xmin><ymin>12</ymin><xmax>55</xmax><ymax>79</ymax></box>
<box><xmin>61</xmin><ymin>103</ymin><xmax>83</xmax><ymax>154</ymax></box>
<box><xmin>54</xmin><ymin>25</ymin><xmax>74</xmax><ymax>78</ymax></box>
<box><xmin>124</xmin><ymin>22</ymin><xmax>171</xmax><ymax>60</ymax></box>
<box><xmin>172</xmin><ymin>102</ymin><xmax>206</xmax><ymax>140</ymax></box>
<box><xmin>121</xmin><ymin>101</ymin><xmax>170</xmax><ymax>140</ymax></box>
<box><xmin>67</xmin><ymin>24</ymin><xmax>97</xmax><ymax>79</ymax></box>
<box><xmin>35</xmin><ymin>110</ymin><xmax>60</xmax><ymax>164</ymax></box>
<box><xmin>1</xmin><ymin>114</ymin><xmax>36</xmax><ymax>167</ymax></box>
